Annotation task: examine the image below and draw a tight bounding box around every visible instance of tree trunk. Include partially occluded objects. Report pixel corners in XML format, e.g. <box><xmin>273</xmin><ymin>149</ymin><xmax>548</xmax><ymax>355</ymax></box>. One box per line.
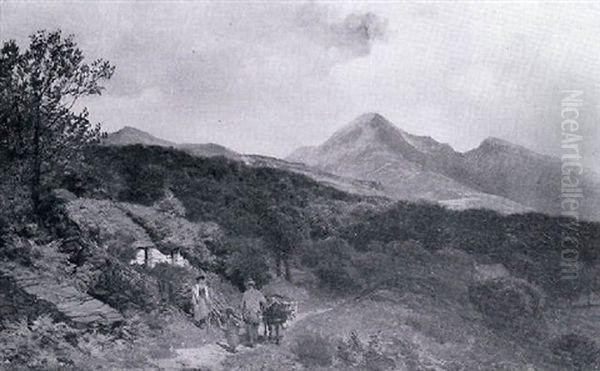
<box><xmin>275</xmin><ymin>252</ymin><xmax>282</xmax><ymax>277</ymax></box>
<box><xmin>284</xmin><ymin>257</ymin><xmax>291</xmax><ymax>282</ymax></box>
<box><xmin>30</xmin><ymin>115</ymin><xmax>42</xmax><ymax>215</ymax></box>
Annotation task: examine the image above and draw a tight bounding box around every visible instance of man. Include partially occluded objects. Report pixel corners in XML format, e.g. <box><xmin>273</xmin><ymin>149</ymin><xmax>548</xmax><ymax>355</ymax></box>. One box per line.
<box><xmin>241</xmin><ymin>278</ymin><xmax>266</xmax><ymax>347</ymax></box>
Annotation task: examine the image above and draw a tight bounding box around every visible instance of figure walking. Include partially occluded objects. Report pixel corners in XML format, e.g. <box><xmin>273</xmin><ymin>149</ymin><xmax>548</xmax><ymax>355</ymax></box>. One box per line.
<box><xmin>241</xmin><ymin>279</ymin><xmax>265</xmax><ymax>347</ymax></box>
<box><xmin>223</xmin><ymin>307</ymin><xmax>241</xmax><ymax>353</ymax></box>
<box><xmin>192</xmin><ymin>274</ymin><xmax>212</xmax><ymax>334</ymax></box>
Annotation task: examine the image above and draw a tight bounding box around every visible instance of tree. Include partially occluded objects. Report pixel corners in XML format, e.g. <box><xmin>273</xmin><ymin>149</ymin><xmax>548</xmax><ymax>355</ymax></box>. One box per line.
<box><xmin>225</xmin><ymin>237</ymin><xmax>272</xmax><ymax>290</ymax></box>
<box><xmin>0</xmin><ymin>30</ymin><xmax>114</xmax><ymax>214</ymax></box>
<box><xmin>261</xmin><ymin>205</ymin><xmax>307</xmax><ymax>281</ymax></box>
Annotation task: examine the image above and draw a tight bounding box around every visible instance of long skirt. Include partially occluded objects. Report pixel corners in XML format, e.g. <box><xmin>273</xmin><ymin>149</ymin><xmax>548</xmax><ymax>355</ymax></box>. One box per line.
<box><xmin>194</xmin><ymin>298</ymin><xmax>210</xmax><ymax>323</ymax></box>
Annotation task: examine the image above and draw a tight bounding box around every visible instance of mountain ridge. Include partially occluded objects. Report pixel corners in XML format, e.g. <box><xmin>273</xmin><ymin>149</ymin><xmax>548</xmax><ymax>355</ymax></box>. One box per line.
<box><xmin>103</xmin><ymin>126</ymin><xmax>385</xmax><ymax>198</ymax></box>
<box><xmin>287</xmin><ymin>113</ymin><xmax>600</xmax><ymax>220</ymax></box>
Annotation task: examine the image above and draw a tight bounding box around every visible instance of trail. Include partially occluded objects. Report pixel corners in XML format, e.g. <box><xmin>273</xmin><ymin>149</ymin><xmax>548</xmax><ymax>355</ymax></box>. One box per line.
<box><xmin>153</xmin><ymin>307</ymin><xmax>332</xmax><ymax>371</ymax></box>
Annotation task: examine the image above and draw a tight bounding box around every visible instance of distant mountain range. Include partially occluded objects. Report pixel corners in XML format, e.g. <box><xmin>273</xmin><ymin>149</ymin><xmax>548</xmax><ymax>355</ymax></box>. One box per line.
<box><xmin>103</xmin><ymin>126</ymin><xmax>385</xmax><ymax>198</ymax></box>
<box><xmin>104</xmin><ymin>115</ymin><xmax>600</xmax><ymax>220</ymax></box>
<box><xmin>287</xmin><ymin>113</ymin><xmax>600</xmax><ymax>221</ymax></box>
<box><xmin>103</xmin><ymin>127</ymin><xmax>242</xmax><ymax>161</ymax></box>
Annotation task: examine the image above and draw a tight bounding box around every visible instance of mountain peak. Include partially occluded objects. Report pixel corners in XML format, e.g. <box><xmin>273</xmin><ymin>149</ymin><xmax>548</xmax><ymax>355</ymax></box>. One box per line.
<box><xmin>481</xmin><ymin>136</ymin><xmax>514</xmax><ymax>148</ymax></box>
<box><xmin>348</xmin><ymin>112</ymin><xmax>393</xmax><ymax>130</ymax></box>
<box><xmin>118</xmin><ymin>126</ymin><xmax>146</xmax><ymax>134</ymax></box>
<box><xmin>103</xmin><ymin>126</ymin><xmax>175</xmax><ymax>147</ymax></box>
<box><xmin>477</xmin><ymin>136</ymin><xmax>532</xmax><ymax>155</ymax></box>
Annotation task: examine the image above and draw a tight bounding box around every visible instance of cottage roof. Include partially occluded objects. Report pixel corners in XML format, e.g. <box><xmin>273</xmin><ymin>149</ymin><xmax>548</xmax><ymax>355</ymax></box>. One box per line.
<box><xmin>132</xmin><ymin>240</ymin><xmax>154</xmax><ymax>249</ymax></box>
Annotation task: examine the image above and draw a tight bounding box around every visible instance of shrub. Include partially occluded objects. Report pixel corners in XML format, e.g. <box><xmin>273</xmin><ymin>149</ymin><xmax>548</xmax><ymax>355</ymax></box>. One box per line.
<box><xmin>0</xmin><ymin>315</ymin><xmax>83</xmax><ymax>369</ymax></box>
<box><xmin>291</xmin><ymin>332</ymin><xmax>334</xmax><ymax>368</ymax></box>
<box><xmin>468</xmin><ymin>277</ymin><xmax>544</xmax><ymax>332</ymax></box>
<box><xmin>149</xmin><ymin>263</ymin><xmax>196</xmax><ymax>313</ymax></box>
<box><xmin>550</xmin><ymin>333</ymin><xmax>600</xmax><ymax>369</ymax></box>
<box><xmin>88</xmin><ymin>258</ymin><xmax>161</xmax><ymax>312</ymax></box>
<box><xmin>337</xmin><ymin>331</ymin><xmax>364</xmax><ymax>367</ymax></box>
<box><xmin>118</xmin><ymin>163</ymin><xmax>165</xmax><ymax>205</ymax></box>
<box><xmin>0</xmin><ymin>234</ymin><xmax>34</xmax><ymax>266</ymax></box>
<box><xmin>336</xmin><ymin>331</ymin><xmax>396</xmax><ymax>371</ymax></box>
<box><xmin>224</xmin><ymin>237</ymin><xmax>272</xmax><ymax>290</ymax></box>
<box><xmin>309</xmin><ymin>237</ymin><xmax>362</xmax><ymax>294</ymax></box>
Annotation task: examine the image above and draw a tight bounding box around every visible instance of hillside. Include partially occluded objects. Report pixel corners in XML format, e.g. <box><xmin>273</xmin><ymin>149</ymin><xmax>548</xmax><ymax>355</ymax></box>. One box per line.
<box><xmin>2</xmin><ymin>143</ymin><xmax>600</xmax><ymax>369</ymax></box>
<box><xmin>102</xmin><ymin>126</ymin><xmax>176</xmax><ymax>147</ymax></box>
<box><xmin>103</xmin><ymin>127</ymin><xmax>241</xmax><ymax>161</ymax></box>
<box><xmin>288</xmin><ymin>113</ymin><xmax>600</xmax><ymax>221</ymax></box>
<box><xmin>103</xmin><ymin>126</ymin><xmax>386</xmax><ymax>199</ymax></box>
<box><xmin>82</xmin><ymin>145</ymin><xmax>387</xmax><ymax>238</ymax></box>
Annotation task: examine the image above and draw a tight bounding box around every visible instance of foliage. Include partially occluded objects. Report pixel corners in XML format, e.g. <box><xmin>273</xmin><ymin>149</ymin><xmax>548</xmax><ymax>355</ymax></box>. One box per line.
<box><xmin>549</xmin><ymin>333</ymin><xmax>600</xmax><ymax>369</ymax></box>
<box><xmin>341</xmin><ymin>202</ymin><xmax>600</xmax><ymax>298</ymax></box>
<box><xmin>0</xmin><ymin>314</ymin><xmax>159</xmax><ymax>370</ymax></box>
<box><xmin>224</xmin><ymin>237</ymin><xmax>272</xmax><ymax>290</ymax></box>
<box><xmin>336</xmin><ymin>330</ymin><xmax>364</xmax><ymax>367</ymax></box>
<box><xmin>302</xmin><ymin>237</ymin><xmax>404</xmax><ymax>294</ymax></box>
<box><xmin>118</xmin><ymin>164</ymin><xmax>165</xmax><ymax>205</ymax></box>
<box><xmin>83</xmin><ymin>145</ymin><xmax>358</xmax><ymax>238</ymax></box>
<box><xmin>0</xmin><ymin>315</ymin><xmax>72</xmax><ymax>369</ymax></box>
<box><xmin>87</xmin><ymin>257</ymin><xmax>161</xmax><ymax>312</ymax></box>
<box><xmin>291</xmin><ymin>332</ymin><xmax>335</xmax><ymax>368</ymax></box>
<box><xmin>149</xmin><ymin>263</ymin><xmax>196</xmax><ymax>313</ymax></box>
<box><xmin>337</xmin><ymin>331</ymin><xmax>396</xmax><ymax>371</ymax></box>
<box><xmin>261</xmin><ymin>205</ymin><xmax>308</xmax><ymax>279</ymax></box>
<box><xmin>310</xmin><ymin>237</ymin><xmax>362</xmax><ymax>293</ymax></box>
<box><xmin>0</xmin><ymin>233</ymin><xmax>35</xmax><ymax>266</ymax></box>
<box><xmin>0</xmin><ymin>29</ymin><xmax>114</xmax><ymax>213</ymax></box>
<box><xmin>468</xmin><ymin>277</ymin><xmax>544</xmax><ymax>332</ymax></box>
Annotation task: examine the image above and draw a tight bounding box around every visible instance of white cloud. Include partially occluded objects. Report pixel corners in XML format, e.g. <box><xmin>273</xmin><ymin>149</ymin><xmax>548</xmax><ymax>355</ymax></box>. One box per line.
<box><xmin>1</xmin><ymin>1</ymin><xmax>598</xmax><ymax>166</ymax></box>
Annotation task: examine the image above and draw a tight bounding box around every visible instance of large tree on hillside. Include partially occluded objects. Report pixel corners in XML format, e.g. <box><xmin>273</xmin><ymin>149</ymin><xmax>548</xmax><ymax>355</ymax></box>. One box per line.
<box><xmin>261</xmin><ymin>205</ymin><xmax>307</xmax><ymax>281</ymax></box>
<box><xmin>0</xmin><ymin>30</ymin><xmax>114</xmax><ymax>214</ymax></box>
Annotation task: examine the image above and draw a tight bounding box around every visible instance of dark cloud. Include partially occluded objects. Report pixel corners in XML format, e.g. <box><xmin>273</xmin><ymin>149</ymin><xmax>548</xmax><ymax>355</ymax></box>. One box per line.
<box><xmin>296</xmin><ymin>5</ymin><xmax>387</xmax><ymax>60</ymax></box>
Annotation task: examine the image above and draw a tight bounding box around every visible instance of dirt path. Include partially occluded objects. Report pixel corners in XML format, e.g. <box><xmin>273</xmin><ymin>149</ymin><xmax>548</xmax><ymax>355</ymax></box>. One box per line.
<box><xmin>153</xmin><ymin>307</ymin><xmax>332</xmax><ymax>371</ymax></box>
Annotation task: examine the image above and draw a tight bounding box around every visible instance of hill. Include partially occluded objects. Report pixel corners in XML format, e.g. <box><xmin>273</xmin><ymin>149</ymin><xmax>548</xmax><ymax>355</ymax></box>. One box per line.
<box><xmin>103</xmin><ymin>126</ymin><xmax>176</xmax><ymax>147</ymax></box>
<box><xmin>103</xmin><ymin>126</ymin><xmax>385</xmax><ymax>199</ymax></box>
<box><xmin>103</xmin><ymin>127</ymin><xmax>241</xmax><ymax>161</ymax></box>
<box><xmin>3</xmin><ymin>143</ymin><xmax>600</xmax><ymax>370</ymax></box>
<box><xmin>82</xmin><ymin>144</ymin><xmax>387</xmax><ymax>238</ymax></box>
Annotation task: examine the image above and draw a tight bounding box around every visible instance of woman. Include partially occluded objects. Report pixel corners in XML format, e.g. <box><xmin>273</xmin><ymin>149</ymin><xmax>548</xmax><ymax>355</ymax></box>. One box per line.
<box><xmin>192</xmin><ymin>274</ymin><xmax>211</xmax><ymax>332</ymax></box>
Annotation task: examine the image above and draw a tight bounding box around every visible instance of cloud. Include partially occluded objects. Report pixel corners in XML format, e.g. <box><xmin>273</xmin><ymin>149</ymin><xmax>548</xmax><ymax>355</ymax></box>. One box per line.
<box><xmin>295</xmin><ymin>4</ymin><xmax>388</xmax><ymax>62</ymax></box>
<box><xmin>1</xmin><ymin>1</ymin><xmax>599</xmax><ymax>167</ymax></box>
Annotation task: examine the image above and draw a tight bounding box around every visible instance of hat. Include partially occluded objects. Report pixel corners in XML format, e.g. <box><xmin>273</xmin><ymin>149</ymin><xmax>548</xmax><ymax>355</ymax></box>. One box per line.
<box><xmin>196</xmin><ymin>274</ymin><xmax>206</xmax><ymax>280</ymax></box>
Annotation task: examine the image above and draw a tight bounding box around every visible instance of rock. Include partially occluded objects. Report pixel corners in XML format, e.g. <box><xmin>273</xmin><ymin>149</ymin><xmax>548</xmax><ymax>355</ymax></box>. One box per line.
<box><xmin>0</xmin><ymin>267</ymin><xmax>123</xmax><ymax>328</ymax></box>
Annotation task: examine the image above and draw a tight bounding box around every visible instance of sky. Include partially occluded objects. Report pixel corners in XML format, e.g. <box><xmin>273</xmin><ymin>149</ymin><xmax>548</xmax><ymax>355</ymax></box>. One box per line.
<box><xmin>1</xmin><ymin>1</ymin><xmax>599</xmax><ymax>169</ymax></box>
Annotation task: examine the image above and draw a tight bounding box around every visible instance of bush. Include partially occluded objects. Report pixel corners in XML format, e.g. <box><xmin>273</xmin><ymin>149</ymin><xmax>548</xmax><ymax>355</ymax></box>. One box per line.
<box><xmin>0</xmin><ymin>234</ymin><xmax>35</xmax><ymax>266</ymax></box>
<box><xmin>550</xmin><ymin>333</ymin><xmax>600</xmax><ymax>369</ymax></box>
<box><xmin>291</xmin><ymin>332</ymin><xmax>334</xmax><ymax>368</ymax></box>
<box><xmin>337</xmin><ymin>331</ymin><xmax>396</xmax><ymax>371</ymax></box>
<box><xmin>149</xmin><ymin>263</ymin><xmax>196</xmax><ymax>313</ymax></box>
<box><xmin>88</xmin><ymin>258</ymin><xmax>161</xmax><ymax>312</ymax></box>
<box><xmin>308</xmin><ymin>237</ymin><xmax>363</xmax><ymax>294</ymax></box>
<box><xmin>468</xmin><ymin>277</ymin><xmax>544</xmax><ymax>332</ymax></box>
<box><xmin>118</xmin><ymin>163</ymin><xmax>165</xmax><ymax>205</ymax></box>
<box><xmin>224</xmin><ymin>237</ymin><xmax>272</xmax><ymax>290</ymax></box>
<box><xmin>0</xmin><ymin>314</ymin><xmax>157</xmax><ymax>370</ymax></box>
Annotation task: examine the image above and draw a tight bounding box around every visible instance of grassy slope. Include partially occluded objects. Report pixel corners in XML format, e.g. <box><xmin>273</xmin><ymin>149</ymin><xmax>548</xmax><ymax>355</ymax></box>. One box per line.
<box><xmin>84</xmin><ymin>145</ymin><xmax>383</xmax><ymax>238</ymax></box>
<box><xmin>73</xmin><ymin>145</ymin><xmax>600</xmax><ymax>369</ymax></box>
